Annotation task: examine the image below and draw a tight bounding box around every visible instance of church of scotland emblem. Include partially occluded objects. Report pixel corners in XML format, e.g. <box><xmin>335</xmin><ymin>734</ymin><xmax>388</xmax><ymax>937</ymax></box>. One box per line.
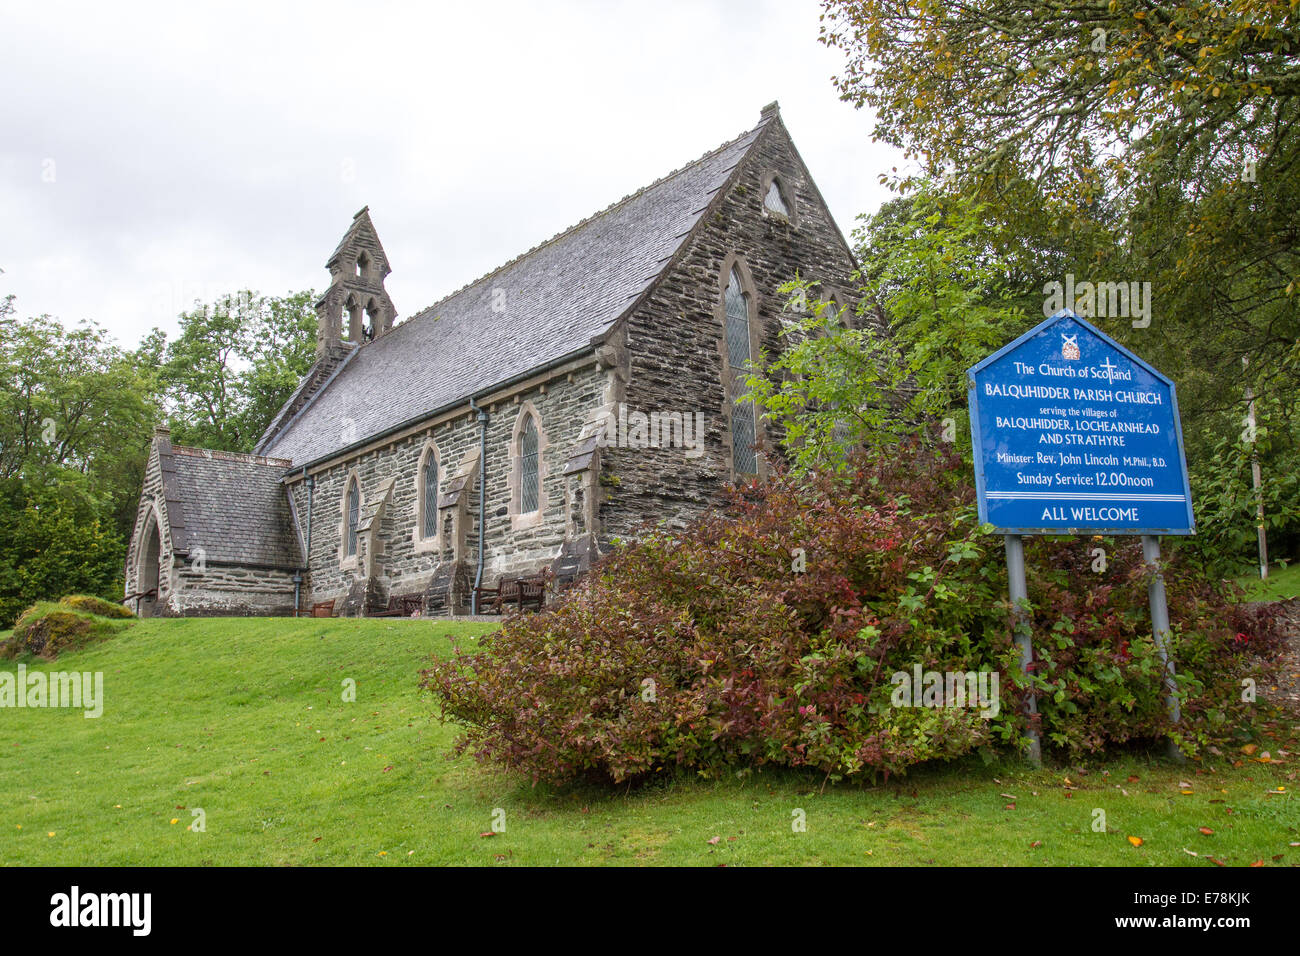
<box><xmin>1061</xmin><ymin>333</ymin><xmax>1081</xmax><ymax>360</ymax></box>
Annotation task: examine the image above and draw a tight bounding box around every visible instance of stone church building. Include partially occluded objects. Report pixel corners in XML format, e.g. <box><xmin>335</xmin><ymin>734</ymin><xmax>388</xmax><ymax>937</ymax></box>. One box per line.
<box><xmin>124</xmin><ymin>103</ymin><xmax>862</xmax><ymax>617</ymax></box>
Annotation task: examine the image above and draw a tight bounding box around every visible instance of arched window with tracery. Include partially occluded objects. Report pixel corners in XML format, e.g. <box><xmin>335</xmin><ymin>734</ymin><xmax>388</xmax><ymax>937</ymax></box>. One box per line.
<box><xmin>724</xmin><ymin>265</ymin><xmax>758</xmax><ymax>475</ymax></box>
<box><xmin>519</xmin><ymin>413</ymin><xmax>540</xmax><ymax>514</ymax></box>
<box><xmin>345</xmin><ymin>476</ymin><xmax>360</xmax><ymax>557</ymax></box>
<box><xmin>417</xmin><ymin>443</ymin><xmax>439</xmax><ymax>542</ymax></box>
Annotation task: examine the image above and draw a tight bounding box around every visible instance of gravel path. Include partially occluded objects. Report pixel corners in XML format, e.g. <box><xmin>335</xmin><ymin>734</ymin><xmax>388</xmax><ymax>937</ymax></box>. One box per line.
<box><xmin>1265</xmin><ymin>597</ymin><xmax>1300</xmax><ymax>718</ymax></box>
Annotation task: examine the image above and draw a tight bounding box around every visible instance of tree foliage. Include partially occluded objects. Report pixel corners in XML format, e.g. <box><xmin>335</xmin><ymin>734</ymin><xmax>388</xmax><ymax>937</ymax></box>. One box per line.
<box><xmin>749</xmin><ymin>187</ymin><xmax>1027</xmax><ymax>472</ymax></box>
<box><xmin>153</xmin><ymin>290</ymin><xmax>317</xmax><ymax>452</ymax></box>
<box><xmin>818</xmin><ymin>0</ymin><xmax>1300</xmax><ymax>570</ymax></box>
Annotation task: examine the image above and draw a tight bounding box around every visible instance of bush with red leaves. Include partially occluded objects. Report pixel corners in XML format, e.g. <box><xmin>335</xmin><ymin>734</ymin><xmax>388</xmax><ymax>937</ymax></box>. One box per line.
<box><xmin>420</xmin><ymin>441</ymin><xmax>1286</xmax><ymax>784</ymax></box>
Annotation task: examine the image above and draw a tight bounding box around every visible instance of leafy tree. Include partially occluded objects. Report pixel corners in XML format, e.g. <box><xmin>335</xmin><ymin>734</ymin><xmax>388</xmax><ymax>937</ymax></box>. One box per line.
<box><xmin>750</xmin><ymin>187</ymin><xmax>1027</xmax><ymax>472</ymax></box>
<box><xmin>154</xmin><ymin>289</ymin><xmax>316</xmax><ymax>452</ymax></box>
<box><xmin>820</xmin><ymin>0</ymin><xmax>1299</xmax><ymax>206</ymax></box>
<box><xmin>0</xmin><ymin>295</ymin><xmax>158</xmax><ymax>537</ymax></box>
<box><xmin>817</xmin><ymin>0</ymin><xmax>1300</xmax><ymax>570</ymax></box>
<box><xmin>0</xmin><ymin>478</ymin><xmax>125</xmax><ymax>628</ymax></box>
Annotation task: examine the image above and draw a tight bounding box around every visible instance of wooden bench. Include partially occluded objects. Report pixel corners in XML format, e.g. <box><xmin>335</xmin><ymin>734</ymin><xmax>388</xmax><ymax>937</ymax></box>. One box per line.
<box><xmin>472</xmin><ymin>583</ymin><xmax>500</xmax><ymax>615</ymax></box>
<box><xmin>473</xmin><ymin>575</ymin><xmax>547</xmax><ymax>615</ymax></box>
<box><xmin>306</xmin><ymin>599</ymin><xmax>335</xmax><ymax>618</ymax></box>
<box><xmin>501</xmin><ymin>576</ymin><xmax>545</xmax><ymax>613</ymax></box>
<box><xmin>369</xmin><ymin>594</ymin><xmax>424</xmax><ymax>618</ymax></box>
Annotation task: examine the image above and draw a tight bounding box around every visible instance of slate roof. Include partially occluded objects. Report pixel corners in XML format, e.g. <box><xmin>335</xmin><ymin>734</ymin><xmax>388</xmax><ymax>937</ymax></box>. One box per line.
<box><xmin>259</xmin><ymin>112</ymin><xmax>774</xmax><ymax>467</ymax></box>
<box><xmin>168</xmin><ymin>446</ymin><xmax>302</xmax><ymax>568</ymax></box>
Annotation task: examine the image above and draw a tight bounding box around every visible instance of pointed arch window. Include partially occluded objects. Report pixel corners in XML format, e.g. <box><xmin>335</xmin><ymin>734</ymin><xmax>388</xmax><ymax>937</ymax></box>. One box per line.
<box><xmin>760</xmin><ymin>172</ymin><xmax>796</xmax><ymax>224</ymax></box>
<box><xmin>724</xmin><ymin>266</ymin><xmax>758</xmax><ymax>475</ymax></box>
<box><xmin>520</xmin><ymin>414</ymin><xmax>540</xmax><ymax>514</ymax></box>
<box><xmin>510</xmin><ymin>403</ymin><xmax>546</xmax><ymax>530</ymax></box>
<box><xmin>419</xmin><ymin>445</ymin><xmax>439</xmax><ymax>541</ymax></box>
<box><xmin>764</xmin><ymin>180</ymin><xmax>789</xmax><ymax>216</ymax></box>
<box><xmin>345</xmin><ymin>477</ymin><xmax>360</xmax><ymax>557</ymax></box>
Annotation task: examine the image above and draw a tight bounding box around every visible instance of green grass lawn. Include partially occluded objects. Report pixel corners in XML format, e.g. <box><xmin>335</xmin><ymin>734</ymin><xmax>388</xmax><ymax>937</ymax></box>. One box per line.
<box><xmin>1237</xmin><ymin>561</ymin><xmax>1300</xmax><ymax>602</ymax></box>
<box><xmin>1</xmin><ymin>616</ymin><xmax>1296</xmax><ymax>866</ymax></box>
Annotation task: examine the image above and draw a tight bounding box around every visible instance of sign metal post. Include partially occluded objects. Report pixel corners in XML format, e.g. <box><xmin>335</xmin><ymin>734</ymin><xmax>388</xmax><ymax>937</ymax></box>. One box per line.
<box><xmin>1003</xmin><ymin>533</ymin><xmax>1041</xmax><ymax>765</ymax></box>
<box><xmin>1141</xmin><ymin>534</ymin><xmax>1184</xmax><ymax>760</ymax></box>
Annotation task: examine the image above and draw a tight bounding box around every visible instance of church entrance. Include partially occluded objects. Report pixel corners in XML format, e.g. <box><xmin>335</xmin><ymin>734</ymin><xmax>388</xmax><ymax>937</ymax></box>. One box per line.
<box><xmin>137</xmin><ymin>515</ymin><xmax>162</xmax><ymax>617</ymax></box>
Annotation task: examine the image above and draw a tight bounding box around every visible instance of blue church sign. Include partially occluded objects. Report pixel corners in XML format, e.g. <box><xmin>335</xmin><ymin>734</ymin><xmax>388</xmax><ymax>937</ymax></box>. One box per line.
<box><xmin>968</xmin><ymin>310</ymin><xmax>1195</xmax><ymax>535</ymax></box>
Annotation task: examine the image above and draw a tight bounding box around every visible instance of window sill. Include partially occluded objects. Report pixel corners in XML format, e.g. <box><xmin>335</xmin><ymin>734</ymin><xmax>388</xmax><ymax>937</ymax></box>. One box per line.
<box><xmin>411</xmin><ymin>530</ymin><xmax>441</xmax><ymax>555</ymax></box>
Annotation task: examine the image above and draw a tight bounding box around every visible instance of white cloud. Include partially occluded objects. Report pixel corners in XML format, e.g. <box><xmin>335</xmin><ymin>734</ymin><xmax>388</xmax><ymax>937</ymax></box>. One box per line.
<box><xmin>0</xmin><ymin>0</ymin><xmax>901</xmax><ymax>345</ymax></box>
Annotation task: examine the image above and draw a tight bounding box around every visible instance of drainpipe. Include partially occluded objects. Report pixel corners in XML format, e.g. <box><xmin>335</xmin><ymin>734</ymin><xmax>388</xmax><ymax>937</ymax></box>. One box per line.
<box><xmin>299</xmin><ymin>467</ymin><xmax>315</xmax><ymax>614</ymax></box>
<box><xmin>469</xmin><ymin>397</ymin><xmax>489</xmax><ymax>615</ymax></box>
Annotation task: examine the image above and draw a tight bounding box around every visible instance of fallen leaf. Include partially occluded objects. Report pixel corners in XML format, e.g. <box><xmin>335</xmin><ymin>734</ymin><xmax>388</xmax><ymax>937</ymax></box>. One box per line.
<box><xmin>1183</xmin><ymin>848</ymin><xmax>1198</xmax><ymax>856</ymax></box>
<box><xmin>1127</xmin><ymin>835</ymin><xmax>1143</xmax><ymax>847</ymax></box>
<box><xmin>1199</xmin><ymin>827</ymin><xmax>1214</xmax><ymax>835</ymax></box>
<box><xmin>479</xmin><ymin>831</ymin><xmax>496</xmax><ymax>838</ymax></box>
<box><xmin>1127</xmin><ymin>775</ymin><xmax>1140</xmax><ymax>783</ymax></box>
<box><xmin>1029</xmin><ymin>840</ymin><xmax>1042</xmax><ymax>848</ymax></box>
<box><xmin>1207</xmin><ymin>856</ymin><xmax>1226</xmax><ymax>867</ymax></box>
<box><xmin>1242</xmin><ymin>744</ymin><xmax>1259</xmax><ymax>755</ymax></box>
<box><xmin>1250</xmin><ymin>860</ymin><xmax>1264</xmax><ymax>867</ymax></box>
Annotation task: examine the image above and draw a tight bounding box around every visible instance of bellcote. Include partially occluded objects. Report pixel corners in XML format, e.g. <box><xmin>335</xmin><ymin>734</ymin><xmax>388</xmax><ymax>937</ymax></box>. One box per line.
<box><xmin>316</xmin><ymin>206</ymin><xmax>399</xmax><ymax>356</ymax></box>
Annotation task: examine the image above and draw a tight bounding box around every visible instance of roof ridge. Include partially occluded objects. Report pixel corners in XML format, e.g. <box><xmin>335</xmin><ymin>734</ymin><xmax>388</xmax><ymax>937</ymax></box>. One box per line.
<box><xmin>171</xmin><ymin>444</ymin><xmax>293</xmax><ymax>468</ymax></box>
<box><xmin>401</xmin><ymin>116</ymin><xmax>770</xmax><ymax>327</ymax></box>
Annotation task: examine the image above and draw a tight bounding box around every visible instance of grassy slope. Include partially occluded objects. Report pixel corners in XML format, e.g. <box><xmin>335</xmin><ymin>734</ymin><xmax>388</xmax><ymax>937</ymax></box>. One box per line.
<box><xmin>1237</xmin><ymin>561</ymin><xmax>1300</xmax><ymax>603</ymax></box>
<box><xmin>1</xmin><ymin>617</ymin><xmax>1295</xmax><ymax>866</ymax></box>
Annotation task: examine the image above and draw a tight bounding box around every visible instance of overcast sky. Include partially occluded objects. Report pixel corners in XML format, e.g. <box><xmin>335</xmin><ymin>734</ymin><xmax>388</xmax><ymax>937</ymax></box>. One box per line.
<box><xmin>0</xmin><ymin>0</ymin><xmax>904</xmax><ymax>347</ymax></box>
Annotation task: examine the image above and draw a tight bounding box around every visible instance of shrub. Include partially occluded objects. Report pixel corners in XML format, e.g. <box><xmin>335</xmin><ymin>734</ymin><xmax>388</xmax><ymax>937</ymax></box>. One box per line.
<box><xmin>4</xmin><ymin>601</ymin><xmax>133</xmax><ymax>660</ymax></box>
<box><xmin>421</xmin><ymin>441</ymin><xmax>1288</xmax><ymax>785</ymax></box>
<box><xmin>59</xmin><ymin>594</ymin><xmax>135</xmax><ymax>619</ymax></box>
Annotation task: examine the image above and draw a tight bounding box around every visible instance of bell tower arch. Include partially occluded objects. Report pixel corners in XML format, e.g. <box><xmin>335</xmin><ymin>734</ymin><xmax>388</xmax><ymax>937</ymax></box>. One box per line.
<box><xmin>316</xmin><ymin>206</ymin><xmax>398</xmax><ymax>355</ymax></box>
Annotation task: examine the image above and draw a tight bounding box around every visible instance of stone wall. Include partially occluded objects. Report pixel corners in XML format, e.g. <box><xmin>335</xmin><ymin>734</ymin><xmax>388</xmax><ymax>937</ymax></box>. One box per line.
<box><xmin>288</xmin><ymin>362</ymin><xmax>609</xmax><ymax>613</ymax></box>
<box><xmin>169</xmin><ymin>563</ymin><xmax>299</xmax><ymax>617</ymax></box>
